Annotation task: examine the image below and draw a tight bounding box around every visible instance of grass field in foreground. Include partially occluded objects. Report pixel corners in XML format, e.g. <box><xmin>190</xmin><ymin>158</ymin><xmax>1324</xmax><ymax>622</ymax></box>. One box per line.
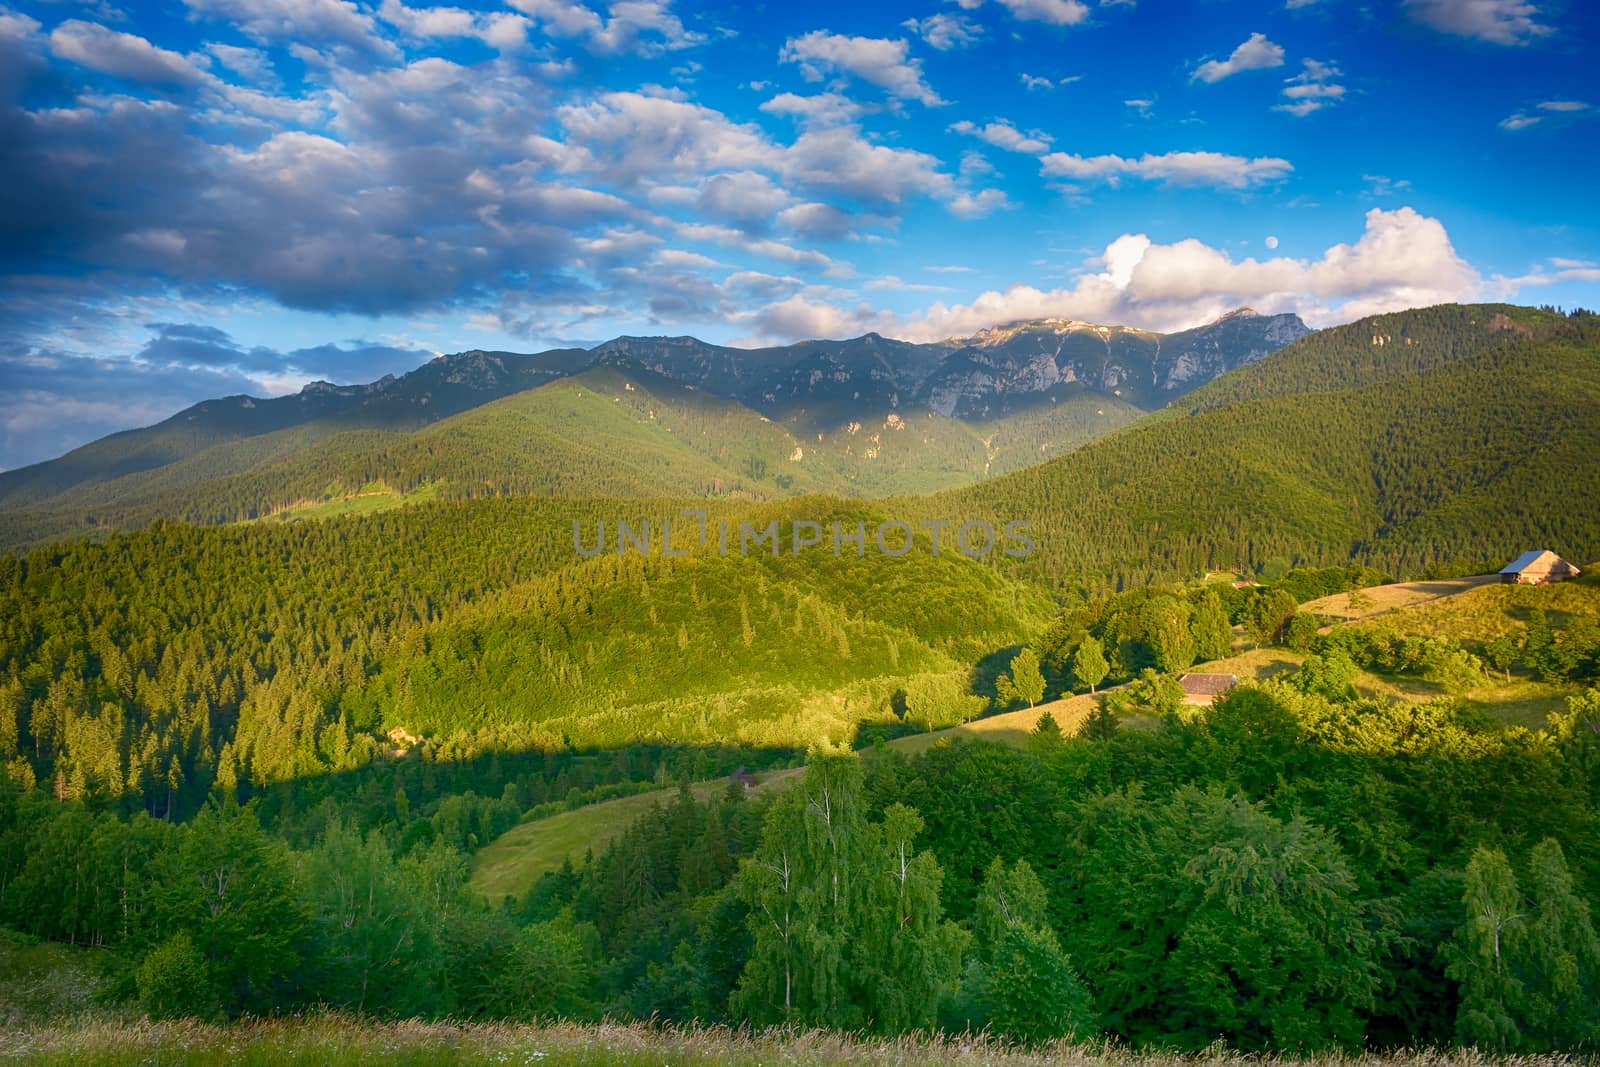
<box><xmin>0</xmin><ymin>1016</ymin><xmax>1573</xmax><ymax>1067</ymax></box>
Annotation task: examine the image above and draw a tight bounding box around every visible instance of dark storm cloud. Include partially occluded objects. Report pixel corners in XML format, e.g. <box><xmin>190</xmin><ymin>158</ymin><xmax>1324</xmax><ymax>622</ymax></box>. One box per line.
<box><xmin>0</xmin><ymin>343</ymin><xmax>264</xmax><ymax>470</ymax></box>
<box><xmin>0</xmin><ymin>325</ymin><xmax>430</xmax><ymax>469</ymax></box>
<box><xmin>137</xmin><ymin>322</ymin><xmax>426</xmax><ymax>380</ymax></box>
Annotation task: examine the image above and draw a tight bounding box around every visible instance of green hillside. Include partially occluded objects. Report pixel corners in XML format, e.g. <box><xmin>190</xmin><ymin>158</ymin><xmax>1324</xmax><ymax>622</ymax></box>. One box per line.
<box><xmin>0</xmin><ymin>366</ymin><xmax>1146</xmax><ymax>552</ymax></box>
<box><xmin>929</xmin><ymin>307</ymin><xmax>1600</xmax><ymax>597</ymax></box>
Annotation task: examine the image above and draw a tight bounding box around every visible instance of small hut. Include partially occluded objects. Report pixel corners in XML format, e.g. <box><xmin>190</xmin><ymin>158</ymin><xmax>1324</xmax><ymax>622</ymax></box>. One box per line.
<box><xmin>1499</xmin><ymin>550</ymin><xmax>1581</xmax><ymax>585</ymax></box>
<box><xmin>1178</xmin><ymin>673</ymin><xmax>1238</xmax><ymax>707</ymax></box>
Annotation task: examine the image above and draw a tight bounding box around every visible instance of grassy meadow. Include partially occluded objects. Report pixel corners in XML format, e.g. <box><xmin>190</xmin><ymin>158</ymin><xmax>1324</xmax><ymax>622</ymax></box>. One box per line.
<box><xmin>465</xmin><ymin>571</ymin><xmax>1600</xmax><ymax>899</ymax></box>
<box><xmin>0</xmin><ymin>1017</ymin><xmax>1581</xmax><ymax>1067</ymax></box>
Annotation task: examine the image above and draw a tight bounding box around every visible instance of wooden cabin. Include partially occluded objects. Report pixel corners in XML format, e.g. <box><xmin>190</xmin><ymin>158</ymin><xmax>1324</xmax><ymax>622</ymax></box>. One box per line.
<box><xmin>1499</xmin><ymin>550</ymin><xmax>1581</xmax><ymax>585</ymax></box>
<box><xmin>1178</xmin><ymin>673</ymin><xmax>1239</xmax><ymax>707</ymax></box>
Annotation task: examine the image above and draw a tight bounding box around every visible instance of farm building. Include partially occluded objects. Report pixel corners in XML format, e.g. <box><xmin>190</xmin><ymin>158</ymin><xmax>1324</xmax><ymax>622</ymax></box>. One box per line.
<box><xmin>1499</xmin><ymin>550</ymin><xmax>1581</xmax><ymax>585</ymax></box>
<box><xmin>1178</xmin><ymin>673</ymin><xmax>1238</xmax><ymax>706</ymax></box>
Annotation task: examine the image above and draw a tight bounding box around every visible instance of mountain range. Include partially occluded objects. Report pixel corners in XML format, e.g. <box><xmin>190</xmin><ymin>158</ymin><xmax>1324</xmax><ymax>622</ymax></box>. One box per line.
<box><xmin>0</xmin><ymin>308</ymin><xmax>1309</xmax><ymax>549</ymax></box>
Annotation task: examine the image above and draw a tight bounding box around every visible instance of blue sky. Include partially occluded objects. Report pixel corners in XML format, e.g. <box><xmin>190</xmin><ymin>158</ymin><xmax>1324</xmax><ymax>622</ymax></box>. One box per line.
<box><xmin>0</xmin><ymin>0</ymin><xmax>1597</xmax><ymax>468</ymax></box>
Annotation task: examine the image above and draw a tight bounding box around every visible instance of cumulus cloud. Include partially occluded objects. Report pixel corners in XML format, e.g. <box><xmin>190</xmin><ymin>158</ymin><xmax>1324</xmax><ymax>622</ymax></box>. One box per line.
<box><xmin>49</xmin><ymin>20</ymin><xmax>208</xmax><ymax>85</ymax></box>
<box><xmin>780</xmin><ymin>31</ymin><xmax>944</xmax><ymax>106</ymax></box>
<box><xmin>777</xmin><ymin>202</ymin><xmax>865</xmax><ymax>240</ymax></box>
<box><xmin>745</xmin><ymin>293</ymin><xmax>879</xmax><ymax>342</ymax></box>
<box><xmin>587</xmin><ymin>0</ymin><xmax>705</xmax><ymax>56</ymax></box>
<box><xmin>950</xmin><ymin>119</ymin><xmax>1053</xmax><ymax>155</ymax></box>
<box><xmin>1192</xmin><ymin>32</ymin><xmax>1285</xmax><ymax>83</ymax></box>
<box><xmin>759</xmin><ymin>91</ymin><xmax>865</xmax><ymax>127</ymax></box>
<box><xmin>948</xmin><ymin>188</ymin><xmax>1012</xmax><ymax>218</ymax></box>
<box><xmin>694</xmin><ymin>171</ymin><xmax>791</xmax><ymax>229</ymax></box>
<box><xmin>1040</xmin><ymin>150</ymin><xmax>1293</xmax><ymax>189</ymax></box>
<box><xmin>184</xmin><ymin>0</ymin><xmax>399</xmax><ymax>57</ymax></box>
<box><xmin>964</xmin><ymin>0</ymin><xmax>1090</xmax><ymax>26</ymax></box>
<box><xmin>1404</xmin><ymin>0</ymin><xmax>1553</xmax><ymax>45</ymax></box>
<box><xmin>205</xmin><ymin>42</ymin><xmax>276</xmax><ymax>82</ymax></box>
<box><xmin>781</xmin><ymin>125</ymin><xmax>956</xmax><ymax>206</ymax></box>
<box><xmin>901</xmin><ymin>13</ymin><xmax>981</xmax><ymax>50</ymax></box>
<box><xmin>377</xmin><ymin>0</ymin><xmax>532</xmax><ymax>51</ymax></box>
<box><xmin>742</xmin><ymin>207</ymin><xmax>1490</xmax><ymax>343</ymax></box>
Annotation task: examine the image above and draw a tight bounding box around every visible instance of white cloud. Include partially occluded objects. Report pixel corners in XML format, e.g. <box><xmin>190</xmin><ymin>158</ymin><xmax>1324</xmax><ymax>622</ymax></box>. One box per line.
<box><xmin>864</xmin><ymin>275</ymin><xmax>953</xmax><ymax>292</ymax></box>
<box><xmin>557</xmin><ymin>90</ymin><xmax>775</xmax><ymax>184</ymax></box>
<box><xmin>1404</xmin><ymin>0</ymin><xmax>1553</xmax><ymax>45</ymax></box>
<box><xmin>948</xmin><ymin>188</ymin><xmax>1012</xmax><ymax>219</ymax></box>
<box><xmin>902</xmin><ymin>13</ymin><xmax>981</xmax><ymax>50</ymax></box>
<box><xmin>777</xmin><ymin>202</ymin><xmax>860</xmax><ymax>240</ymax></box>
<box><xmin>869</xmin><ymin>207</ymin><xmax>1487</xmax><ymax>338</ymax></box>
<box><xmin>780</xmin><ymin>30</ymin><xmax>944</xmax><ymax>106</ymax></box>
<box><xmin>695</xmin><ymin>170</ymin><xmax>790</xmax><ymax>228</ymax></box>
<box><xmin>184</xmin><ymin>0</ymin><xmax>398</xmax><ymax>57</ymax></box>
<box><xmin>506</xmin><ymin>0</ymin><xmax>602</xmax><ymax>37</ymax></box>
<box><xmin>959</xmin><ymin>150</ymin><xmax>996</xmax><ymax>180</ymax></box>
<box><xmin>759</xmin><ymin>91</ymin><xmax>865</xmax><ymax>127</ymax></box>
<box><xmin>1501</xmin><ymin>98</ymin><xmax>1595</xmax><ymax>131</ymax></box>
<box><xmin>1021</xmin><ymin>73</ymin><xmax>1053</xmax><ymax>90</ymax></box>
<box><xmin>1040</xmin><ymin>150</ymin><xmax>1292</xmax><ymax>189</ymax></box>
<box><xmin>746</xmin><ymin>293</ymin><xmax>877</xmax><ymax>342</ymax></box>
<box><xmin>205</xmin><ymin>42</ymin><xmax>275</xmax><ymax>82</ymax></box>
<box><xmin>49</xmin><ymin>20</ymin><xmax>208</xmax><ymax>84</ymax></box>
<box><xmin>925</xmin><ymin>265</ymin><xmax>976</xmax><ymax>273</ymax></box>
<box><xmin>1490</xmin><ymin>256</ymin><xmax>1600</xmax><ymax>294</ymax></box>
<box><xmin>673</xmin><ymin>222</ymin><xmax>840</xmax><ymax>272</ymax></box>
<box><xmin>656</xmin><ymin>249</ymin><xmax>723</xmax><ymax>269</ymax></box>
<box><xmin>781</xmin><ymin>125</ymin><xmax>956</xmax><ymax>205</ymax></box>
<box><xmin>1274</xmin><ymin>58</ymin><xmax>1345</xmax><ymax>116</ymax></box>
<box><xmin>589</xmin><ymin>1</ymin><xmax>705</xmax><ymax>56</ymax></box>
<box><xmin>992</xmin><ymin>0</ymin><xmax>1090</xmax><ymax>26</ymax></box>
<box><xmin>377</xmin><ymin>0</ymin><xmax>531</xmax><ymax>51</ymax></box>
<box><xmin>1192</xmin><ymin>32</ymin><xmax>1285</xmax><ymax>84</ymax></box>
<box><xmin>1364</xmin><ymin>174</ymin><xmax>1413</xmax><ymax>196</ymax></box>
<box><xmin>949</xmin><ymin>119</ymin><xmax>1053</xmax><ymax>155</ymax></box>
<box><xmin>1124</xmin><ymin>97</ymin><xmax>1154</xmax><ymax>116</ymax></box>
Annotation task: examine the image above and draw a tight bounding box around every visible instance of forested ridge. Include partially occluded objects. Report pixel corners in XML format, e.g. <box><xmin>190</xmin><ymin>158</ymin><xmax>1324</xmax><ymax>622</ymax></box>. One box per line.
<box><xmin>0</xmin><ymin>368</ymin><xmax>1142</xmax><ymax>552</ymax></box>
<box><xmin>928</xmin><ymin>307</ymin><xmax>1600</xmax><ymax>597</ymax></box>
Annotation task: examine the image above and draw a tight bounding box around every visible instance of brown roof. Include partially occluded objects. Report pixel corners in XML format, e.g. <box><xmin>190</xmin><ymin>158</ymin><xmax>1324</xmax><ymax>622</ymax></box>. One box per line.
<box><xmin>1178</xmin><ymin>673</ymin><xmax>1239</xmax><ymax>696</ymax></box>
